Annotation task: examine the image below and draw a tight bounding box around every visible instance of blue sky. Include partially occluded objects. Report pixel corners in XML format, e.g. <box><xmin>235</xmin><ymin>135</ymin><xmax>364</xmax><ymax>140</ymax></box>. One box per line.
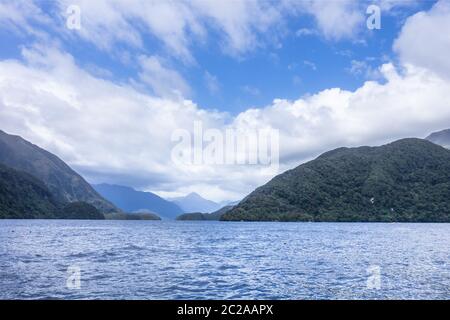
<box><xmin>0</xmin><ymin>0</ymin><xmax>435</xmax><ymax>114</ymax></box>
<box><xmin>1</xmin><ymin>0</ymin><xmax>449</xmax><ymax>201</ymax></box>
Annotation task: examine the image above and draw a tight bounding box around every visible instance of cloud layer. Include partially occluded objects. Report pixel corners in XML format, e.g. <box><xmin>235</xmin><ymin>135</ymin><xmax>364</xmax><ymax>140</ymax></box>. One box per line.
<box><xmin>1</xmin><ymin>0</ymin><xmax>420</xmax><ymax>61</ymax></box>
<box><xmin>394</xmin><ymin>0</ymin><xmax>450</xmax><ymax>79</ymax></box>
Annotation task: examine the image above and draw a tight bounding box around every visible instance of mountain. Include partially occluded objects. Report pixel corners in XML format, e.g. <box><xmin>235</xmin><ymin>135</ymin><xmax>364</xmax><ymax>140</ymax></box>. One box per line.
<box><xmin>169</xmin><ymin>192</ymin><xmax>221</xmax><ymax>213</ymax></box>
<box><xmin>0</xmin><ymin>163</ymin><xmax>60</xmax><ymax>219</ymax></box>
<box><xmin>176</xmin><ymin>205</ymin><xmax>235</xmax><ymax>221</ymax></box>
<box><xmin>212</xmin><ymin>204</ymin><xmax>236</xmax><ymax>216</ymax></box>
<box><xmin>426</xmin><ymin>128</ymin><xmax>450</xmax><ymax>148</ymax></box>
<box><xmin>0</xmin><ymin>130</ymin><xmax>118</xmax><ymax>213</ymax></box>
<box><xmin>0</xmin><ymin>164</ymin><xmax>104</xmax><ymax>219</ymax></box>
<box><xmin>93</xmin><ymin>183</ymin><xmax>183</xmax><ymax>219</ymax></box>
<box><xmin>222</xmin><ymin>138</ymin><xmax>450</xmax><ymax>222</ymax></box>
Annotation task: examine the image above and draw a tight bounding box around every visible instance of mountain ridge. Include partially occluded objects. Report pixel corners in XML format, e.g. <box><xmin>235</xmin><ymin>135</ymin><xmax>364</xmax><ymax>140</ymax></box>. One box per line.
<box><xmin>222</xmin><ymin>138</ymin><xmax>450</xmax><ymax>222</ymax></box>
<box><xmin>0</xmin><ymin>130</ymin><xmax>118</xmax><ymax>213</ymax></box>
<box><xmin>0</xmin><ymin>163</ymin><xmax>105</xmax><ymax>219</ymax></box>
<box><xmin>426</xmin><ymin>128</ymin><xmax>450</xmax><ymax>148</ymax></box>
<box><xmin>93</xmin><ymin>183</ymin><xmax>183</xmax><ymax>219</ymax></box>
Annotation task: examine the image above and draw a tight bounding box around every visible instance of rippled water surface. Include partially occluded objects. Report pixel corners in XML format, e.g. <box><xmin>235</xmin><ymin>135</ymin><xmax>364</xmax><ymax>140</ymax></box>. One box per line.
<box><xmin>0</xmin><ymin>220</ymin><xmax>449</xmax><ymax>299</ymax></box>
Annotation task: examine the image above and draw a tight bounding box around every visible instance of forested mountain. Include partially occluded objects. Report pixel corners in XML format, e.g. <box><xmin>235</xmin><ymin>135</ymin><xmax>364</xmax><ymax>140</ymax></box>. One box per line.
<box><xmin>0</xmin><ymin>130</ymin><xmax>117</xmax><ymax>213</ymax></box>
<box><xmin>0</xmin><ymin>164</ymin><xmax>104</xmax><ymax>219</ymax></box>
<box><xmin>0</xmin><ymin>164</ymin><xmax>60</xmax><ymax>218</ymax></box>
<box><xmin>222</xmin><ymin>139</ymin><xmax>450</xmax><ymax>222</ymax></box>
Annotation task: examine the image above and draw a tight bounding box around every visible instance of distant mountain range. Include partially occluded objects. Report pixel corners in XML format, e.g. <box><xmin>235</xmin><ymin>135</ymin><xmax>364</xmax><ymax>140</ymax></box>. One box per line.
<box><xmin>0</xmin><ymin>130</ymin><xmax>118</xmax><ymax>214</ymax></box>
<box><xmin>93</xmin><ymin>183</ymin><xmax>183</xmax><ymax>219</ymax></box>
<box><xmin>169</xmin><ymin>192</ymin><xmax>222</xmax><ymax>213</ymax></box>
<box><xmin>426</xmin><ymin>128</ymin><xmax>450</xmax><ymax>149</ymax></box>
<box><xmin>222</xmin><ymin>138</ymin><xmax>450</xmax><ymax>222</ymax></box>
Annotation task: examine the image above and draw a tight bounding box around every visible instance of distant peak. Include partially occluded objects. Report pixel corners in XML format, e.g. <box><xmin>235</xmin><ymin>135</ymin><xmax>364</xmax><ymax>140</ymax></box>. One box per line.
<box><xmin>184</xmin><ymin>192</ymin><xmax>207</xmax><ymax>201</ymax></box>
<box><xmin>426</xmin><ymin>128</ymin><xmax>450</xmax><ymax>139</ymax></box>
<box><xmin>187</xmin><ymin>192</ymin><xmax>201</xmax><ymax>197</ymax></box>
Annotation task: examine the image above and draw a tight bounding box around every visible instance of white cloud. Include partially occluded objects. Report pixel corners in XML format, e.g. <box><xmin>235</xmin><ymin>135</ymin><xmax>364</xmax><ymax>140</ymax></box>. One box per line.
<box><xmin>292</xmin><ymin>0</ymin><xmax>365</xmax><ymax>41</ymax></box>
<box><xmin>0</xmin><ymin>0</ymin><xmax>52</xmax><ymax>38</ymax></box>
<box><xmin>347</xmin><ymin>59</ymin><xmax>382</xmax><ymax>79</ymax></box>
<box><xmin>288</xmin><ymin>0</ymin><xmax>421</xmax><ymax>41</ymax></box>
<box><xmin>295</xmin><ymin>28</ymin><xmax>317</xmax><ymax>37</ymax></box>
<box><xmin>0</xmin><ymin>45</ymin><xmax>251</xmax><ymax>202</ymax></box>
<box><xmin>1</xmin><ymin>0</ymin><xmax>422</xmax><ymax>65</ymax></box>
<box><xmin>394</xmin><ymin>0</ymin><xmax>450</xmax><ymax>79</ymax></box>
<box><xmin>189</xmin><ymin>0</ymin><xmax>283</xmax><ymax>56</ymax></box>
<box><xmin>137</xmin><ymin>55</ymin><xmax>191</xmax><ymax>98</ymax></box>
<box><xmin>376</xmin><ymin>0</ymin><xmax>421</xmax><ymax>11</ymax></box>
<box><xmin>53</xmin><ymin>0</ymin><xmax>285</xmax><ymax>61</ymax></box>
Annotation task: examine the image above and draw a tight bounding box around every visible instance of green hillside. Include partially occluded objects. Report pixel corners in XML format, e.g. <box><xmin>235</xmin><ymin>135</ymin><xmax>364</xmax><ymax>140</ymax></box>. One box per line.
<box><xmin>222</xmin><ymin>139</ymin><xmax>450</xmax><ymax>222</ymax></box>
<box><xmin>0</xmin><ymin>164</ymin><xmax>60</xmax><ymax>218</ymax></box>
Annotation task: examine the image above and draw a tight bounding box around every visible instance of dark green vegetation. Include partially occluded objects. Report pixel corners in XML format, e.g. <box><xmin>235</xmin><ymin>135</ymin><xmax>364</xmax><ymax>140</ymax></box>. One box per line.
<box><xmin>0</xmin><ymin>164</ymin><xmax>105</xmax><ymax>219</ymax></box>
<box><xmin>426</xmin><ymin>128</ymin><xmax>450</xmax><ymax>149</ymax></box>
<box><xmin>176</xmin><ymin>212</ymin><xmax>204</xmax><ymax>220</ymax></box>
<box><xmin>222</xmin><ymin>138</ymin><xmax>450</xmax><ymax>222</ymax></box>
<box><xmin>93</xmin><ymin>183</ymin><xmax>182</xmax><ymax>219</ymax></box>
<box><xmin>0</xmin><ymin>130</ymin><xmax>118</xmax><ymax>213</ymax></box>
<box><xmin>177</xmin><ymin>205</ymin><xmax>235</xmax><ymax>220</ymax></box>
<box><xmin>0</xmin><ymin>164</ymin><xmax>60</xmax><ymax>218</ymax></box>
<box><xmin>176</xmin><ymin>212</ymin><xmax>219</xmax><ymax>221</ymax></box>
<box><xmin>104</xmin><ymin>212</ymin><xmax>161</xmax><ymax>220</ymax></box>
<box><xmin>61</xmin><ymin>202</ymin><xmax>104</xmax><ymax>220</ymax></box>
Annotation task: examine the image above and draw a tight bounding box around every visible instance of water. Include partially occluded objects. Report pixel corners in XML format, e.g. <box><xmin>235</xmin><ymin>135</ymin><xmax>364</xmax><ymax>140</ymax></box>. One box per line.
<box><xmin>0</xmin><ymin>220</ymin><xmax>448</xmax><ymax>300</ymax></box>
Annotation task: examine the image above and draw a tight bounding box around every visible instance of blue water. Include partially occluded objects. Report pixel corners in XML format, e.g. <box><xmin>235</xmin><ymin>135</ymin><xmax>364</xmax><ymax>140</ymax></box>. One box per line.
<box><xmin>0</xmin><ymin>220</ymin><xmax>448</xmax><ymax>300</ymax></box>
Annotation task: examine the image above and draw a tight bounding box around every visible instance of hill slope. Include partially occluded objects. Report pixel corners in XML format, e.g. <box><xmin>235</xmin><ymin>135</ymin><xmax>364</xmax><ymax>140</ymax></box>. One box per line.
<box><xmin>426</xmin><ymin>128</ymin><xmax>450</xmax><ymax>149</ymax></box>
<box><xmin>222</xmin><ymin>138</ymin><xmax>450</xmax><ymax>222</ymax></box>
<box><xmin>0</xmin><ymin>164</ymin><xmax>60</xmax><ymax>218</ymax></box>
<box><xmin>0</xmin><ymin>130</ymin><xmax>118</xmax><ymax>213</ymax></box>
<box><xmin>61</xmin><ymin>202</ymin><xmax>105</xmax><ymax>220</ymax></box>
<box><xmin>93</xmin><ymin>184</ymin><xmax>183</xmax><ymax>219</ymax></box>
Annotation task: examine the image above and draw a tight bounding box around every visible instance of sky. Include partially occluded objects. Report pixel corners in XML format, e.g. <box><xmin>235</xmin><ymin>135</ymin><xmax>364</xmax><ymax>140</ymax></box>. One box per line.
<box><xmin>1</xmin><ymin>0</ymin><xmax>450</xmax><ymax>202</ymax></box>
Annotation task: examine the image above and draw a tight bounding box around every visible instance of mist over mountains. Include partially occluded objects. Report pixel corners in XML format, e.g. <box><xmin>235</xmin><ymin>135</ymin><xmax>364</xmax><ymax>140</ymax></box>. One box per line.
<box><xmin>93</xmin><ymin>183</ymin><xmax>183</xmax><ymax>220</ymax></box>
<box><xmin>169</xmin><ymin>192</ymin><xmax>222</xmax><ymax>214</ymax></box>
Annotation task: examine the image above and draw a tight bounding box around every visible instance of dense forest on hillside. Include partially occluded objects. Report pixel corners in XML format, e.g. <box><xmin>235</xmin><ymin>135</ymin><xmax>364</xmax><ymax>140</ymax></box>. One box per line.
<box><xmin>222</xmin><ymin>139</ymin><xmax>450</xmax><ymax>222</ymax></box>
